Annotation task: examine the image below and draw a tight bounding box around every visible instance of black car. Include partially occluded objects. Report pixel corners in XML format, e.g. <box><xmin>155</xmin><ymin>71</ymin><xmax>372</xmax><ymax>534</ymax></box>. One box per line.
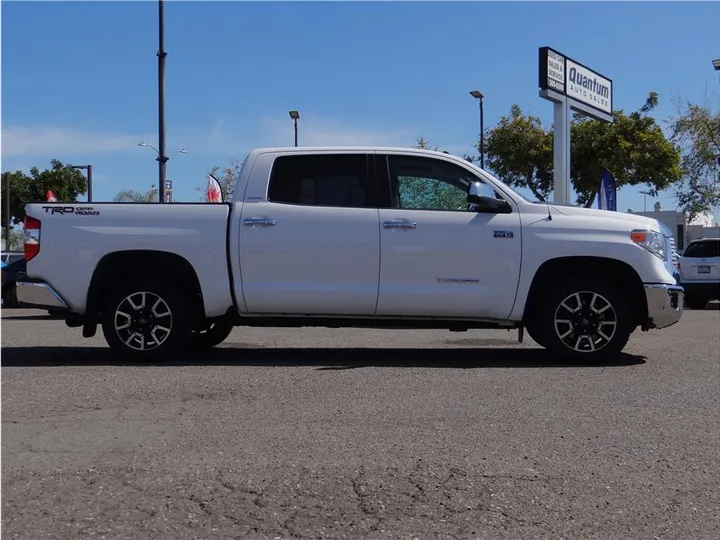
<box><xmin>2</xmin><ymin>252</ymin><xmax>27</xmax><ymax>308</ymax></box>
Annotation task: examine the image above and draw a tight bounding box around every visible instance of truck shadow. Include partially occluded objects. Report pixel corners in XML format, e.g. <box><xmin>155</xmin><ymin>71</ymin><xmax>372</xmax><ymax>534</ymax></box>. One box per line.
<box><xmin>1</xmin><ymin>346</ymin><xmax>646</xmax><ymax>369</ymax></box>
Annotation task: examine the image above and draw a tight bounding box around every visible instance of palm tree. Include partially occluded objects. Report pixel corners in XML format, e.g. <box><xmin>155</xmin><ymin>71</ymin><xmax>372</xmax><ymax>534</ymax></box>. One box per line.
<box><xmin>113</xmin><ymin>185</ymin><xmax>158</xmax><ymax>203</ymax></box>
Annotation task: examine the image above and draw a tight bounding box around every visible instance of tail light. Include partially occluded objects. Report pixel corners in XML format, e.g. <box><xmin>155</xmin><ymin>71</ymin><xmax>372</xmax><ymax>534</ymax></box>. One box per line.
<box><xmin>24</xmin><ymin>215</ymin><xmax>41</xmax><ymax>262</ymax></box>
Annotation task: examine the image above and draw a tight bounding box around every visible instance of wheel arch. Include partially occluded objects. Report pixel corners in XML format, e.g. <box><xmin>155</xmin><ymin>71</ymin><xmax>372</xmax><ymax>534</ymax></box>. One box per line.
<box><xmin>86</xmin><ymin>250</ymin><xmax>205</xmax><ymax>322</ymax></box>
<box><xmin>523</xmin><ymin>256</ymin><xmax>648</xmax><ymax>326</ymax></box>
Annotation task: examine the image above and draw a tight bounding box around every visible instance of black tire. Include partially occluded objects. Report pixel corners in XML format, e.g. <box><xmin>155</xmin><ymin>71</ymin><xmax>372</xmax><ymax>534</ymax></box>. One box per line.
<box><xmin>524</xmin><ymin>324</ymin><xmax>549</xmax><ymax>349</ymax></box>
<box><xmin>7</xmin><ymin>284</ymin><xmax>18</xmax><ymax>308</ymax></box>
<box><xmin>189</xmin><ymin>319</ymin><xmax>234</xmax><ymax>349</ymax></box>
<box><xmin>685</xmin><ymin>297</ymin><xmax>708</xmax><ymax>310</ymax></box>
<box><xmin>101</xmin><ymin>280</ymin><xmax>191</xmax><ymax>362</ymax></box>
<box><xmin>531</xmin><ymin>278</ymin><xmax>634</xmax><ymax>361</ymax></box>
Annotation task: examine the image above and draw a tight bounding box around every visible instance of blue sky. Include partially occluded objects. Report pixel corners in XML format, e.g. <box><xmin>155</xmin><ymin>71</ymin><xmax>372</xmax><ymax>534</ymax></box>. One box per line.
<box><xmin>2</xmin><ymin>0</ymin><xmax>719</xmax><ymax>213</ymax></box>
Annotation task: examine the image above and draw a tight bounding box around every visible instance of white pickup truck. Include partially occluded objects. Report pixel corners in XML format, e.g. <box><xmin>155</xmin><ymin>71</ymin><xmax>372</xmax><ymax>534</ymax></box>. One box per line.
<box><xmin>17</xmin><ymin>146</ymin><xmax>683</xmax><ymax>361</ymax></box>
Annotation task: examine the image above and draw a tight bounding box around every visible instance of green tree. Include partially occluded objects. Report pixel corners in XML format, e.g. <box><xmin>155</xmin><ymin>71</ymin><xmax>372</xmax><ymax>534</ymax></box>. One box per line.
<box><xmin>571</xmin><ymin>92</ymin><xmax>682</xmax><ymax>206</ymax></box>
<box><xmin>113</xmin><ymin>186</ymin><xmax>158</xmax><ymax>203</ymax></box>
<box><xmin>667</xmin><ymin>94</ymin><xmax>720</xmax><ymax>219</ymax></box>
<box><xmin>1</xmin><ymin>160</ymin><xmax>88</xmax><ymax>227</ymax></box>
<box><xmin>483</xmin><ymin>93</ymin><xmax>683</xmax><ymax>206</ymax></box>
<box><xmin>483</xmin><ymin>104</ymin><xmax>554</xmax><ymax>201</ymax></box>
<box><xmin>1</xmin><ymin>227</ymin><xmax>24</xmax><ymax>251</ymax></box>
<box><xmin>196</xmin><ymin>158</ymin><xmax>243</xmax><ymax>202</ymax></box>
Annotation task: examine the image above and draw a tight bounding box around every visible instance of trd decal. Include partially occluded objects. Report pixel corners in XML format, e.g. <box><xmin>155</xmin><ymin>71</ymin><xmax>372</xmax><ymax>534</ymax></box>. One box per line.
<box><xmin>42</xmin><ymin>206</ymin><xmax>100</xmax><ymax>216</ymax></box>
<box><xmin>493</xmin><ymin>230</ymin><xmax>514</xmax><ymax>238</ymax></box>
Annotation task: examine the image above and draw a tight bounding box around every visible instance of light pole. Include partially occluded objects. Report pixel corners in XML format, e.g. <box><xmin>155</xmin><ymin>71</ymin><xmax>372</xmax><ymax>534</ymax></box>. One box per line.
<box><xmin>69</xmin><ymin>165</ymin><xmax>93</xmax><ymax>202</ymax></box>
<box><xmin>138</xmin><ymin>142</ymin><xmax>187</xmax><ymax>156</ymax></box>
<box><xmin>639</xmin><ymin>190</ymin><xmax>653</xmax><ymax>213</ymax></box>
<box><xmin>138</xmin><ymin>143</ymin><xmax>187</xmax><ymax>202</ymax></box>
<box><xmin>470</xmin><ymin>90</ymin><xmax>485</xmax><ymax>169</ymax></box>
<box><xmin>289</xmin><ymin>110</ymin><xmax>300</xmax><ymax>147</ymax></box>
<box><xmin>158</xmin><ymin>0</ymin><xmax>168</xmax><ymax>203</ymax></box>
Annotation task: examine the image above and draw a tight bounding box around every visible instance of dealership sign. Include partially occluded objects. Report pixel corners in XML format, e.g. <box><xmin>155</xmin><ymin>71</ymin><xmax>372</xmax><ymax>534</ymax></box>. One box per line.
<box><xmin>538</xmin><ymin>46</ymin><xmax>614</xmax><ymax>205</ymax></box>
<box><xmin>539</xmin><ymin>46</ymin><xmax>613</xmax><ymax>119</ymax></box>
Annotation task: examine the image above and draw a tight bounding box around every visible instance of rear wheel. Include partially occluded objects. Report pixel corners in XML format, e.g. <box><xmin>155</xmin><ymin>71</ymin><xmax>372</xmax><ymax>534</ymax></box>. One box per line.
<box><xmin>189</xmin><ymin>319</ymin><xmax>234</xmax><ymax>349</ymax></box>
<box><xmin>102</xmin><ymin>280</ymin><xmax>190</xmax><ymax>361</ymax></box>
<box><xmin>531</xmin><ymin>279</ymin><xmax>634</xmax><ymax>361</ymax></box>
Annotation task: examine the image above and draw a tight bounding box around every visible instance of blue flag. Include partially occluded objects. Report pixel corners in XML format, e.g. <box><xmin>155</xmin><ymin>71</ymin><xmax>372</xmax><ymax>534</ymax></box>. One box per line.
<box><xmin>597</xmin><ymin>167</ymin><xmax>617</xmax><ymax>211</ymax></box>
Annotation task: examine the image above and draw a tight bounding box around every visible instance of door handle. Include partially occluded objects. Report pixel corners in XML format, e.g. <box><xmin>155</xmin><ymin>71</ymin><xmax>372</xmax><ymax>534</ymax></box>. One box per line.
<box><xmin>243</xmin><ymin>217</ymin><xmax>277</xmax><ymax>227</ymax></box>
<box><xmin>383</xmin><ymin>220</ymin><xmax>417</xmax><ymax>230</ymax></box>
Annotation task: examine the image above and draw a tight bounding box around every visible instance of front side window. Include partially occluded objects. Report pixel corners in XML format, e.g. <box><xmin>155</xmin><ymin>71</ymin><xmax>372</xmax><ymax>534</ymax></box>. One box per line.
<box><xmin>267</xmin><ymin>154</ymin><xmax>371</xmax><ymax>208</ymax></box>
<box><xmin>387</xmin><ymin>155</ymin><xmax>501</xmax><ymax>211</ymax></box>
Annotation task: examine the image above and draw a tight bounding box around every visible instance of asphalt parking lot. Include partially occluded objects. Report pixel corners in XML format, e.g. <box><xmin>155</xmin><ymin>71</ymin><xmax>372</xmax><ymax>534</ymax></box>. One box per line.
<box><xmin>2</xmin><ymin>307</ymin><xmax>719</xmax><ymax>539</ymax></box>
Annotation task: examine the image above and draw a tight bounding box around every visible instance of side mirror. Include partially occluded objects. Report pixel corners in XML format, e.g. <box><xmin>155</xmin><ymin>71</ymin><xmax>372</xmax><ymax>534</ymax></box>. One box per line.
<box><xmin>467</xmin><ymin>182</ymin><xmax>512</xmax><ymax>214</ymax></box>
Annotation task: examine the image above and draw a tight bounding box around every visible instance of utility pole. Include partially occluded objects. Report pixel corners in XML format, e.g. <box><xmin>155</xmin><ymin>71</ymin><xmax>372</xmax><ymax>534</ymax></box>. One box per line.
<box><xmin>158</xmin><ymin>0</ymin><xmax>168</xmax><ymax>203</ymax></box>
<box><xmin>69</xmin><ymin>164</ymin><xmax>93</xmax><ymax>202</ymax></box>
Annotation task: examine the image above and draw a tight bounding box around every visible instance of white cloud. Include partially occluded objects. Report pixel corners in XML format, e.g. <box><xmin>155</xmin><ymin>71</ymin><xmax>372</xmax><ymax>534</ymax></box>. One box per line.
<box><xmin>1</xmin><ymin>125</ymin><xmax>153</xmax><ymax>158</ymax></box>
<box><xmin>177</xmin><ymin>114</ymin><xmax>417</xmax><ymax>157</ymax></box>
<box><xmin>2</xmin><ymin>115</ymin><xmax>464</xmax><ymax>162</ymax></box>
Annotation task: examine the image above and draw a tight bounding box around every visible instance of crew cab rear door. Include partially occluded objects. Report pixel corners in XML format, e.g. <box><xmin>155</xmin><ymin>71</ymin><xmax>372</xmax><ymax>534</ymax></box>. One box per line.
<box><xmin>237</xmin><ymin>151</ymin><xmax>381</xmax><ymax>315</ymax></box>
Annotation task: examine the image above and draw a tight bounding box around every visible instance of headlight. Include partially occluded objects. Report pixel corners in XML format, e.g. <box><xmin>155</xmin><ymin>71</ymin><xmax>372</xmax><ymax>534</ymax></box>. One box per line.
<box><xmin>631</xmin><ymin>229</ymin><xmax>666</xmax><ymax>260</ymax></box>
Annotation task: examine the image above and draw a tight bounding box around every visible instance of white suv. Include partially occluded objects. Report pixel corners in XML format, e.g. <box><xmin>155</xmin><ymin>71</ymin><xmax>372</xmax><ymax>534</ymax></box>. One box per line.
<box><xmin>678</xmin><ymin>238</ymin><xmax>720</xmax><ymax>309</ymax></box>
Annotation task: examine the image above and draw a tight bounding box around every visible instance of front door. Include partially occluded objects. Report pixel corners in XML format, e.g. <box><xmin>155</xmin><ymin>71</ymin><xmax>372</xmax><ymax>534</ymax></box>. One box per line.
<box><xmin>375</xmin><ymin>153</ymin><xmax>522</xmax><ymax>320</ymax></box>
<box><xmin>238</xmin><ymin>152</ymin><xmax>380</xmax><ymax>315</ymax></box>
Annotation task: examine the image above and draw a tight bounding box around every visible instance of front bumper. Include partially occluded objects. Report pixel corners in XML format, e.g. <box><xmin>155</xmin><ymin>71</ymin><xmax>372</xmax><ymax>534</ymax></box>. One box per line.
<box><xmin>15</xmin><ymin>280</ymin><xmax>69</xmax><ymax>311</ymax></box>
<box><xmin>644</xmin><ymin>283</ymin><xmax>683</xmax><ymax>329</ymax></box>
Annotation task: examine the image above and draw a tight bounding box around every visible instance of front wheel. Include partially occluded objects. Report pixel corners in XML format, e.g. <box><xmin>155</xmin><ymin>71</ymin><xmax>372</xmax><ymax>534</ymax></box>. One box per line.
<box><xmin>102</xmin><ymin>280</ymin><xmax>191</xmax><ymax>361</ymax></box>
<box><xmin>531</xmin><ymin>279</ymin><xmax>634</xmax><ymax>361</ymax></box>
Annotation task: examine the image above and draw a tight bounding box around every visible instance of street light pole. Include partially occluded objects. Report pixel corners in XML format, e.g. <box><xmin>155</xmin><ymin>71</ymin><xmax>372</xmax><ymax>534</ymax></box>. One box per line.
<box><xmin>639</xmin><ymin>190</ymin><xmax>653</xmax><ymax>213</ymax></box>
<box><xmin>158</xmin><ymin>0</ymin><xmax>168</xmax><ymax>203</ymax></box>
<box><xmin>469</xmin><ymin>90</ymin><xmax>485</xmax><ymax>169</ymax></box>
<box><xmin>289</xmin><ymin>110</ymin><xmax>300</xmax><ymax>147</ymax></box>
<box><xmin>69</xmin><ymin>165</ymin><xmax>93</xmax><ymax>202</ymax></box>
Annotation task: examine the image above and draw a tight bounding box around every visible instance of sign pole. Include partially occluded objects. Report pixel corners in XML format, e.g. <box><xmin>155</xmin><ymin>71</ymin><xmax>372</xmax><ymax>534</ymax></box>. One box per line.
<box><xmin>553</xmin><ymin>99</ymin><xmax>571</xmax><ymax>204</ymax></box>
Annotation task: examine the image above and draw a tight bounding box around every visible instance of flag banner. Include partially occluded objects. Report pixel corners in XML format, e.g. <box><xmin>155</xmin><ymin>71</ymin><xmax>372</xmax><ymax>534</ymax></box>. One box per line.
<box><xmin>207</xmin><ymin>174</ymin><xmax>223</xmax><ymax>203</ymax></box>
<box><xmin>46</xmin><ymin>189</ymin><xmax>58</xmax><ymax>202</ymax></box>
<box><xmin>597</xmin><ymin>167</ymin><xmax>617</xmax><ymax>211</ymax></box>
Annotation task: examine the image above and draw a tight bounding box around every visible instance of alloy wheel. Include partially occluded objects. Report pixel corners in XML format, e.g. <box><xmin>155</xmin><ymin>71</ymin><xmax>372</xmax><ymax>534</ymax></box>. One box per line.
<box><xmin>114</xmin><ymin>291</ymin><xmax>173</xmax><ymax>351</ymax></box>
<box><xmin>553</xmin><ymin>291</ymin><xmax>618</xmax><ymax>353</ymax></box>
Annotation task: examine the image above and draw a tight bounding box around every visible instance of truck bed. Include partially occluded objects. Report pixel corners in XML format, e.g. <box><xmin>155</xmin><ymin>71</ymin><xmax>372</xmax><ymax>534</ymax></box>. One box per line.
<box><xmin>23</xmin><ymin>202</ymin><xmax>233</xmax><ymax>317</ymax></box>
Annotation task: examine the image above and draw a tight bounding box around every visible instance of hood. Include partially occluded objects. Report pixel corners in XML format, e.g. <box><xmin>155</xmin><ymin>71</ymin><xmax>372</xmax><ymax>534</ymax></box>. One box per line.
<box><xmin>550</xmin><ymin>204</ymin><xmax>661</xmax><ymax>231</ymax></box>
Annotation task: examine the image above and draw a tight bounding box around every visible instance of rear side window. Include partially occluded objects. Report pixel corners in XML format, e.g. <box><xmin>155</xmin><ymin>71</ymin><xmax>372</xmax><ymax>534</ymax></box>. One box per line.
<box><xmin>267</xmin><ymin>154</ymin><xmax>372</xmax><ymax>208</ymax></box>
<box><xmin>683</xmin><ymin>240</ymin><xmax>720</xmax><ymax>258</ymax></box>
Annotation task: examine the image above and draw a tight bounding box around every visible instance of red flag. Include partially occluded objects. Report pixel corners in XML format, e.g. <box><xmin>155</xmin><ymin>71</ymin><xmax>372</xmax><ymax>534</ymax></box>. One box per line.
<box><xmin>206</xmin><ymin>175</ymin><xmax>223</xmax><ymax>203</ymax></box>
<box><xmin>46</xmin><ymin>189</ymin><xmax>58</xmax><ymax>202</ymax></box>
